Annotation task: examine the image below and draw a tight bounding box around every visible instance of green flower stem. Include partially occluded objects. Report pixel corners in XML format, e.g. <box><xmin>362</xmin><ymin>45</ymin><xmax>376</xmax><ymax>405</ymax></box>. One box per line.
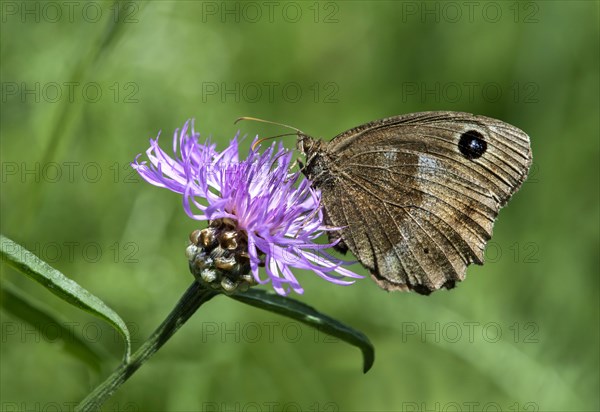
<box><xmin>75</xmin><ymin>281</ymin><xmax>217</xmax><ymax>412</ymax></box>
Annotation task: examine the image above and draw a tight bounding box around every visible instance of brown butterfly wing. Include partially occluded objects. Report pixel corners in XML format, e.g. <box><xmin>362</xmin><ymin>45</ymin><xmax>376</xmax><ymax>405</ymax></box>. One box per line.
<box><xmin>313</xmin><ymin>111</ymin><xmax>531</xmax><ymax>294</ymax></box>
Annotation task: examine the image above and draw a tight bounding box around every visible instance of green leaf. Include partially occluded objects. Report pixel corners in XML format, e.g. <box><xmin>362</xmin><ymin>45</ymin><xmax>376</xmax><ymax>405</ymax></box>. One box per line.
<box><xmin>0</xmin><ymin>235</ymin><xmax>131</xmax><ymax>362</ymax></box>
<box><xmin>230</xmin><ymin>288</ymin><xmax>375</xmax><ymax>373</ymax></box>
<box><xmin>1</xmin><ymin>280</ymin><xmax>107</xmax><ymax>372</ymax></box>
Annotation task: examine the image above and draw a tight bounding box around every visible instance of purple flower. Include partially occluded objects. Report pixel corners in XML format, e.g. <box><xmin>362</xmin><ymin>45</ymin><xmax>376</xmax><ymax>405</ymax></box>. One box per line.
<box><xmin>132</xmin><ymin>120</ymin><xmax>362</xmax><ymax>295</ymax></box>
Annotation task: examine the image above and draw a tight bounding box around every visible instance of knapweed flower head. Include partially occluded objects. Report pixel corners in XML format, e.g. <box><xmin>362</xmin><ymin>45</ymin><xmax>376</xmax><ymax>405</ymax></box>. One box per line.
<box><xmin>132</xmin><ymin>120</ymin><xmax>362</xmax><ymax>295</ymax></box>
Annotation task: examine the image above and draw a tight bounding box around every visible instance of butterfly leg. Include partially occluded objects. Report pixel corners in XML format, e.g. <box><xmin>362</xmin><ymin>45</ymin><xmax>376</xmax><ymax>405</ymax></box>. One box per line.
<box><xmin>323</xmin><ymin>208</ymin><xmax>349</xmax><ymax>254</ymax></box>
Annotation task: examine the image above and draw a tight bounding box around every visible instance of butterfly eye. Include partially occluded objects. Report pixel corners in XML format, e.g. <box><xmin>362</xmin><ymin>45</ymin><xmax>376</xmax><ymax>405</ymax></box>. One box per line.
<box><xmin>458</xmin><ymin>130</ymin><xmax>487</xmax><ymax>160</ymax></box>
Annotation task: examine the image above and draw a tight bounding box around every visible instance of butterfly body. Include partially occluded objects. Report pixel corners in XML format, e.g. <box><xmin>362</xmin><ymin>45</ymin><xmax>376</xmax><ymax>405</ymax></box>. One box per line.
<box><xmin>297</xmin><ymin>111</ymin><xmax>532</xmax><ymax>295</ymax></box>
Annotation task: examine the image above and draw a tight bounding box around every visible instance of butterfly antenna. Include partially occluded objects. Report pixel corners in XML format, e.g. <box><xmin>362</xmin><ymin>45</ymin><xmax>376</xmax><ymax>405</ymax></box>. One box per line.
<box><xmin>235</xmin><ymin>117</ymin><xmax>305</xmax><ymax>150</ymax></box>
<box><xmin>235</xmin><ymin>117</ymin><xmax>303</xmax><ymax>133</ymax></box>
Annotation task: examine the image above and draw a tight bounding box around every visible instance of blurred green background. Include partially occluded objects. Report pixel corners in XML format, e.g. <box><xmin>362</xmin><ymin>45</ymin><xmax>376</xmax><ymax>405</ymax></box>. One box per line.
<box><xmin>1</xmin><ymin>1</ymin><xmax>598</xmax><ymax>411</ymax></box>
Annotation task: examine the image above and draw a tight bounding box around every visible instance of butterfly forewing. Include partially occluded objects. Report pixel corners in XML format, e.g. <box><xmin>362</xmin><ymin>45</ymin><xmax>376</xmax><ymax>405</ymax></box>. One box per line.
<box><xmin>300</xmin><ymin>111</ymin><xmax>531</xmax><ymax>294</ymax></box>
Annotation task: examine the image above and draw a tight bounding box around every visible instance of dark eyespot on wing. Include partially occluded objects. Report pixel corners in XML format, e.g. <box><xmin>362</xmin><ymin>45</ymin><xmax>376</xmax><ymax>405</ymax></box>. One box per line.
<box><xmin>459</xmin><ymin>130</ymin><xmax>487</xmax><ymax>159</ymax></box>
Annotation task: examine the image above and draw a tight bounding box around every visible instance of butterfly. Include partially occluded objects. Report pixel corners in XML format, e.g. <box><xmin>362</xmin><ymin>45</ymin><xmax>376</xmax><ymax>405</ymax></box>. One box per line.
<box><xmin>296</xmin><ymin>111</ymin><xmax>532</xmax><ymax>295</ymax></box>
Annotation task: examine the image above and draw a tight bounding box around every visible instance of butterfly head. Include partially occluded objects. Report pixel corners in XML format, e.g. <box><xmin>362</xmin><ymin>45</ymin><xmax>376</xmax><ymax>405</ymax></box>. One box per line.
<box><xmin>296</xmin><ymin>134</ymin><xmax>333</xmax><ymax>186</ymax></box>
<box><xmin>295</xmin><ymin>133</ymin><xmax>312</xmax><ymax>153</ymax></box>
